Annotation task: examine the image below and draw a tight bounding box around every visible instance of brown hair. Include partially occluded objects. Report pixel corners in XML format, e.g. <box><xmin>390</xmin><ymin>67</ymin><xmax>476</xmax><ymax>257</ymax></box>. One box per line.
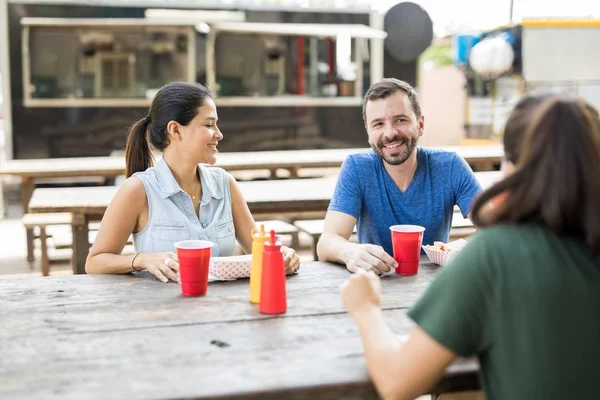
<box><xmin>125</xmin><ymin>82</ymin><xmax>214</xmax><ymax>177</ymax></box>
<box><xmin>471</xmin><ymin>97</ymin><xmax>600</xmax><ymax>254</ymax></box>
<box><xmin>362</xmin><ymin>78</ymin><xmax>422</xmax><ymax>125</ymax></box>
<box><xmin>502</xmin><ymin>95</ymin><xmax>551</xmax><ymax>164</ymax></box>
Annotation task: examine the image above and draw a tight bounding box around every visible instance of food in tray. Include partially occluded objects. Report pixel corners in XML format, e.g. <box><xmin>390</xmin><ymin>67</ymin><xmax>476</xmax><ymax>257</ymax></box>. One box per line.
<box><xmin>424</xmin><ymin>241</ymin><xmax>457</xmax><ymax>252</ymax></box>
<box><xmin>424</xmin><ymin>239</ymin><xmax>469</xmax><ymax>252</ymax></box>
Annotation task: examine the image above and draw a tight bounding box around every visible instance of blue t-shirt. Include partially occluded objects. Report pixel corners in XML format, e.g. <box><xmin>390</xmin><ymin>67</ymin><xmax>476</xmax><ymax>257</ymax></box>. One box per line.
<box><xmin>328</xmin><ymin>148</ymin><xmax>482</xmax><ymax>255</ymax></box>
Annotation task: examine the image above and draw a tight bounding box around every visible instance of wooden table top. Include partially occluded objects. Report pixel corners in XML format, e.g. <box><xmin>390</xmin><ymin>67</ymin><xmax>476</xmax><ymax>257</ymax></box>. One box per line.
<box><xmin>0</xmin><ymin>260</ymin><xmax>478</xmax><ymax>399</ymax></box>
<box><xmin>27</xmin><ymin>172</ymin><xmax>501</xmax><ymax>215</ymax></box>
<box><xmin>0</xmin><ymin>146</ymin><xmax>503</xmax><ymax>179</ymax></box>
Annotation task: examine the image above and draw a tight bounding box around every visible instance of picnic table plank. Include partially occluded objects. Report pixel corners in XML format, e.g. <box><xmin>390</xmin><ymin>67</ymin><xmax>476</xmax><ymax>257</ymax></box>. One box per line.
<box><xmin>0</xmin><ymin>262</ymin><xmax>439</xmax><ymax>336</ymax></box>
<box><xmin>28</xmin><ymin>172</ymin><xmax>501</xmax><ymax>215</ymax></box>
<box><xmin>0</xmin><ymin>146</ymin><xmax>502</xmax><ymax>179</ymax></box>
<box><xmin>0</xmin><ymin>261</ymin><xmax>479</xmax><ymax>399</ymax></box>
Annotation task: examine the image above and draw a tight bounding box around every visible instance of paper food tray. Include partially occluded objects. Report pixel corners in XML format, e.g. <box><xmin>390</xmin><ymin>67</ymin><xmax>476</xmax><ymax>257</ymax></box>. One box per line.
<box><xmin>422</xmin><ymin>239</ymin><xmax>468</xmax><ymax>266</ymax></box>
<box><xmin>209</xmin><ymin>254</ymin><xmax>253</xmax><ymax>281</ymax></box>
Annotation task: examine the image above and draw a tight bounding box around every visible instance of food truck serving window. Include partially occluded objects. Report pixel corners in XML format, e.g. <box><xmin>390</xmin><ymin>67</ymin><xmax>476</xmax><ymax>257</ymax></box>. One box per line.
<box><xmin>21</xmin><ymin>18</ymin><xmax>195</xmax><ymax>107</ymax></box>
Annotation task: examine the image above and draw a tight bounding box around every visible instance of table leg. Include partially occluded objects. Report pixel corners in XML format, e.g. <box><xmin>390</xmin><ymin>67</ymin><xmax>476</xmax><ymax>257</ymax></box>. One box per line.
<box><xmin>21</xmin><ymin>179</ymin><xmax>36</xmax><ymax>262</ymax></box>
<box><xmin>40</xmin><ymin>227</ymin><xmax>49</xmax><ymax>276</ymax></box>
<box><xmin>288</xmin><ymin>167</ymin><xmax>299</xmax><ymax>179</ymax></box>
<box><xmin>71</xmin><ymin>213</ymin><xmax>89</xmax><ymax>275</ymax></box>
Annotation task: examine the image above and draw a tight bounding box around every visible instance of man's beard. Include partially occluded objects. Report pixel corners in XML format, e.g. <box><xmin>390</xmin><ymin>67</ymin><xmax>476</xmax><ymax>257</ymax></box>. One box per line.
<box><xmin>371</xmin><ymin>134</ymin><xmax>418</xmax><ymax>165</ymax></box>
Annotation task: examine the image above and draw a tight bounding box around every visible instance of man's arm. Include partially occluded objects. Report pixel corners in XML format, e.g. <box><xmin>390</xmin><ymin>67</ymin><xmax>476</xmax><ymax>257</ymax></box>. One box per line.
<box><xmin>317</xmin><ymin>210</ymin><xmax>396</xmax><ymax>274</ymax></box>
<box><xmin>317</xmin><ymin>210</ymin><xmax>358</xmax><ymax>265</ymax></box>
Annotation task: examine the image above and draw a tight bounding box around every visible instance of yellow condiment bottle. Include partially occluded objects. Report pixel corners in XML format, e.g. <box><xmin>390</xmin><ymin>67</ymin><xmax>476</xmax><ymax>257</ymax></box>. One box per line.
<box><xmin>249</xmin><ymin>224</ymin><xmax>270</xmax><ymax>303</ymax></box>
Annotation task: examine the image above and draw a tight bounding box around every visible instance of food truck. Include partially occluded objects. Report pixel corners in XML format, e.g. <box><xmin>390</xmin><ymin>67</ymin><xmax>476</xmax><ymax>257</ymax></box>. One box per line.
<box><xmin>0</xmin><ymin>0</ymin><xmax>436</xmax><ymax>160</ymax></box>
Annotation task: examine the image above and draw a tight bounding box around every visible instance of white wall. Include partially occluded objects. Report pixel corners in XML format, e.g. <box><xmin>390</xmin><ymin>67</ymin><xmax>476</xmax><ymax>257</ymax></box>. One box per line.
<box><xmin>418</xmin><ymin>65</ymin><xmax>466</xmax><ymax>146</ymax></box>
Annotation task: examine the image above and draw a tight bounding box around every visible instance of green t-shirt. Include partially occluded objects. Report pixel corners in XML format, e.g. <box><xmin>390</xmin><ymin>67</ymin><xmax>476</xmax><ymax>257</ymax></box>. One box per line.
<box><xmin>408</xmin><ymin>224</ymin><xmax>600</xmax><ymax>400</ymax></box>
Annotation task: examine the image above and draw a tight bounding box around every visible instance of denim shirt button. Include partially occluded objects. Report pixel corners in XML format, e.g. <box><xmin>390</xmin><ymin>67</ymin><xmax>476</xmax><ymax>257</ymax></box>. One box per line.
<box><xmin>201</xmin><ymin>222</ymin><xmax>207</xmax><ymax>228</ymax></box>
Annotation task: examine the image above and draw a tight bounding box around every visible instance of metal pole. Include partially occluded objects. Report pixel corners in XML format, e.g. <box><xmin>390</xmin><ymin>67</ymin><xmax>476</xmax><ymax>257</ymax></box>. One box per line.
<box><xmin>0</xmin><ymin>0</ymin><xmax>13</xmax><ymax>218</ymax></box>
<box><xmin>0</xmin><ymin>0</ymin><xmax>13</xmax><ymax>161</ymax></box>
<box><xmin>369</xmin><ymin>10</ymin><xmax>384</xmax><ymax>84</ymax></box>
<box><xmin>509</xmin><ymin>0</ymin><xmax>514</xmax><ymax>24</ymax></box>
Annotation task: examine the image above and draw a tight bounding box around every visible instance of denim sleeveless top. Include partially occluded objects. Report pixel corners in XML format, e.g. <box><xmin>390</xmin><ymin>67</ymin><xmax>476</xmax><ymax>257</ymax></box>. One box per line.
<box><xmin>132</xmin><ymin>157</ymin><xmax>236</xmax><ymax>257</ymax></box>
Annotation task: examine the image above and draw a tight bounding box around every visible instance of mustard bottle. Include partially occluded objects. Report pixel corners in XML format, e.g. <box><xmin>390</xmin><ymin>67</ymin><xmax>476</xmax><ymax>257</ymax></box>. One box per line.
<box><xmin>249</xmin><ymin>224</ymin><xmax>270</xmax><ymax>304</ymax></box>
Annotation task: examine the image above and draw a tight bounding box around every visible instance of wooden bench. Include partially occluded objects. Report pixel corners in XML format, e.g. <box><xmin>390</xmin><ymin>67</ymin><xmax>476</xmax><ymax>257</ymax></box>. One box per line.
<box><xmin>293</xmin><ymin>220</ymin><xmax>357</xmax><ymax>260</ymax></box>
<box><xmin>22</xmin><ymin>212</ymin><xmax>73</xmax><ymax>276</ymax></box>
<box><xmin>22</xmin><ymin>214</ymin><xmax>114</xmax><ymax>276</ymax></box>
<box><xmin>257</xmin><ymin>220</ymin><xmax>299</xmax><ymax>246</ymax></box>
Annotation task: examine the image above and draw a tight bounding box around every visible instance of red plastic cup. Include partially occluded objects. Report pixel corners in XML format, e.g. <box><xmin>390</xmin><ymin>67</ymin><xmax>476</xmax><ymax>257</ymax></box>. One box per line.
<box><xmin>389</xmin><ymin>225</ymin><xmax>425</xmax><ymax>275</ymax></box>
<box><xmin>174</xmin><ymin>240</ymin><xmax>213</xmax><ymax>296</ymax></box>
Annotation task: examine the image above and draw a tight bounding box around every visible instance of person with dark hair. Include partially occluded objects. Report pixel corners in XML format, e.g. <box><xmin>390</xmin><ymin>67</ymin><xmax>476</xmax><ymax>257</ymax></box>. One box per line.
<box><xmin>85</xmin><ymin>82</ymin><xmax>300</xmax><ymax>282</ymax></box>
<box><xmin>317</xmin><ymin>78</ymin><xmax>482</xmax><ymax>274</ymax></box>
<box><xmin>339</xmin><ymin>96</ymin><xmax>600</xmax><ymax>399</ymax></box>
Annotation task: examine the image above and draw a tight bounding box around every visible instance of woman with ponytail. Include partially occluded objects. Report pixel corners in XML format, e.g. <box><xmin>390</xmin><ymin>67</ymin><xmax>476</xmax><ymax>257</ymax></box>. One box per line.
<box><xmin>85</xmin><ymin>82</ymin><xmax>300</xmax><ymax>282</ymax></box>
<box><xmin>338</xmin><ymin>96</ymin><xmax>600</xmax><ymax>400</ymax></box>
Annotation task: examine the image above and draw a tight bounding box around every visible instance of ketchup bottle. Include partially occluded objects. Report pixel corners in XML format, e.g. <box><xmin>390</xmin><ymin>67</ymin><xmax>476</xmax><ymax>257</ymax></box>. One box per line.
<box><xmin>259</xmin><ymin>230</ymin><xmax>287</xmax><ymax>315</ymax></box>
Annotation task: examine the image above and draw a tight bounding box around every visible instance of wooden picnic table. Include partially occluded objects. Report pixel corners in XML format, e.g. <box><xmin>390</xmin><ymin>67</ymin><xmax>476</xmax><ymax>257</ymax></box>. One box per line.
<box><xmin>27</xmin><ymin>171</ymin><xmax>501</xmax><ymax>275</ymax></box>
<box><xmin>0</xmin><ymin>260</ymin><xmax>479</xmax><ymax>400</ymax></box>
<box><xmin>215</xmin><ymin>145</ymin><xmax>503</xmax><ymax>177</ymax></box>
<box><xmin>0</xmin><ymin>146</ymin><xmax>503</xmax><ymax>205</ymax></box>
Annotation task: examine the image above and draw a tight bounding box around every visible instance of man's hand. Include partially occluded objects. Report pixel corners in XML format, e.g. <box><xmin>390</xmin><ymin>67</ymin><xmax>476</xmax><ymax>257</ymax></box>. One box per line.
<box><xmin>343</xmin><ymin>243</ymin><xmax>397</xmax><ymax>275</ymax></box>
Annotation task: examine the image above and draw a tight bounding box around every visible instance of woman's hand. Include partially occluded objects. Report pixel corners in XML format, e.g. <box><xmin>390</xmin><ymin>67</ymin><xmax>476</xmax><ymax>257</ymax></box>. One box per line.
<box><xmin>133</xmin><ymin>252</ymin><xmax>180</xmax><ymax>283</ymax></box>
<box><xmin>340</xmin><ymin>268</ymin><xmax>382</xmax><ymax>316</ymax></box>
<box><xmin>281</xmin><ymin>245</ymin><xmax>301</xmax><ymax>275</ymax></box>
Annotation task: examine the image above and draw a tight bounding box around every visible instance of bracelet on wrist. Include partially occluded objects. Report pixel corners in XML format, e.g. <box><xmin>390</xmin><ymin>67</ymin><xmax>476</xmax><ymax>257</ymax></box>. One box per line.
<box><xmin>131</xmin><ymin>252</ymin><xmax>142</xmax><ymax>272</ymax></box>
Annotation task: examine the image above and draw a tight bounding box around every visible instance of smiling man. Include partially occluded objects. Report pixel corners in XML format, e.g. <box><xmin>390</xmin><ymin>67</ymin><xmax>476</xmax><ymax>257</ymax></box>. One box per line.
<box><xmin>317</xmin><ymin>78</ymin><xmax>482</xmax><ymax>274</ymax></box>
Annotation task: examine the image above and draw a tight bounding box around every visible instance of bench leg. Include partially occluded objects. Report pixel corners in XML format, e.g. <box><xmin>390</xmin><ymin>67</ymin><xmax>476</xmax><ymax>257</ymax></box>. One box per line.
<box><xmin>40</xmin><ymin>227</ymin><xmax>49</xmax><ymax>276</ymax></box>
<box><xmin>290</xmin><ymin>231</ymin><xmax>300</xmax><ymax>248</ymax></box>
<box><xmin>21</xmin><ymin>179</ymin><xmax>36</xmax><ymax>262</ymax></box>
<box><xmin>26</xmin><ymin>228</ymin><xmax>35</xmax><ymax>263</ymax></box>
<box><xmin>71</xmin><ymin>213</ymin><xmax>89</xmax><ymax>275</ymax></box>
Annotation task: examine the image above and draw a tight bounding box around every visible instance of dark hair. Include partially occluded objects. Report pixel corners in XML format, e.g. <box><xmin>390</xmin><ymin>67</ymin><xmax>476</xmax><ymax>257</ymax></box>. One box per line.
<box><xmin>471</xmin><ymin>97</ymin><xmax>600</xmax><ymax>254</ymax></box>
<box><xmin>503</xmin><ymin>95</ymin><xmax>551</xmax><ymax>164</ymax></box>
<box><xmin>125</xmin><ymin>82</ymin><xmax>214</xmax><ymax>177</ymax></box>
<box><xmin>362</xmin><ymin>78</ymin><xmax>422</xmax><ymax>125</ymax></box>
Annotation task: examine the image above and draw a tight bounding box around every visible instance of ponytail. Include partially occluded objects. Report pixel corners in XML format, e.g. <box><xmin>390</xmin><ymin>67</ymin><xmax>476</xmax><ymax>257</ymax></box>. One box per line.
<box><xmin>125</xmin><ymin>117</ymin><xmax>154</xmax><ymax>178</ymax></box>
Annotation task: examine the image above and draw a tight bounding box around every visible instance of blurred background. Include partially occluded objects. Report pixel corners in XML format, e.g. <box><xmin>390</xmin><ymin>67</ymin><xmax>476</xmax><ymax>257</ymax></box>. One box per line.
<box><xmin>1</xmin><ymin>0</ymin><xmax>599</xmax><ymax>161</ymax></box>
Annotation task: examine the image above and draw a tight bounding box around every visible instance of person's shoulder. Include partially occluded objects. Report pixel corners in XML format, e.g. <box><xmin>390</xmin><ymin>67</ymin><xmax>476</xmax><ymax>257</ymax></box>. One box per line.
<box><xmin>419</xmin><ymin>147</ymin><xmax>460</xmax><ymax>168</ymax></box>
<box><xmin>201</xmin><ymin>165</ymin><xmax>229</xmax><ymax>198</ymax></box>
<box><xmin>132</xmin><ymin>164</ymin><xmax>159</xmax><ymax>183</ymax></box>
<box><xmin>115</xmin><ymin>175</ymin><xmax>147</xmax><ymax>204</ymax></box>
<box><xmin>466</xmin><ymin>224</ymin><xmax>558</xmax><ymax>258</ymax></box>
<box><xmin>345</xmin><ymin>149</ymin><xmax>379</xmax><ymax>168</ymax></box>
<box><xmin>202</xmin><ymin>165</ymin><xmax>227</xmax><ymax>180</ymax></box>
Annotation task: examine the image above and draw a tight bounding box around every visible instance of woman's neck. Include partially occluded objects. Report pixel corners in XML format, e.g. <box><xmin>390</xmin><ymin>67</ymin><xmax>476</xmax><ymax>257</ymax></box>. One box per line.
<box><xmin>163</xmin><ymin>151</ymin><xmax>200</xmax><ymax>190</ymax></box>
